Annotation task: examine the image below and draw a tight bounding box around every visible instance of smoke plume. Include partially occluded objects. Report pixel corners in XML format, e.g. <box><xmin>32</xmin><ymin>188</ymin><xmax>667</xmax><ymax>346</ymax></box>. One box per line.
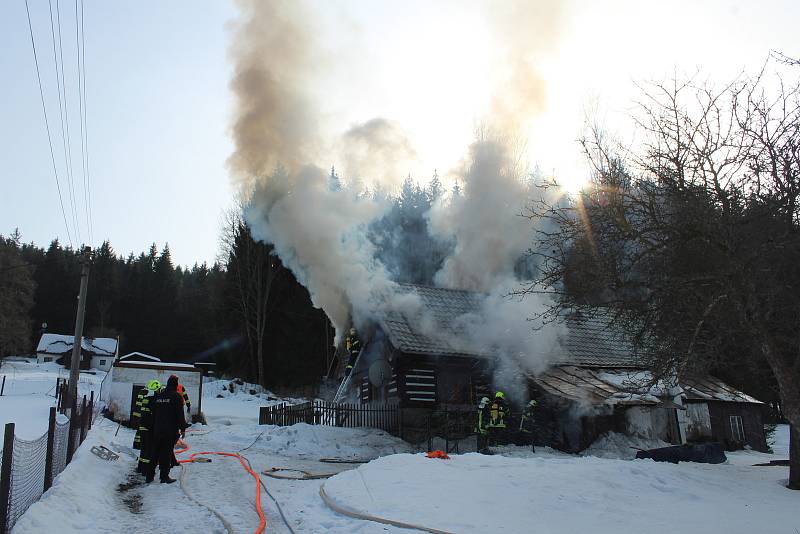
<box><xmin>227</xmin><ymin>0</ymin><xmax>569</xmax><ymax>391</ymax></box>
<box><xmin>226</xmin><ymin>0</ymin><xmax>319</xmax><ymax>183</ymax></box>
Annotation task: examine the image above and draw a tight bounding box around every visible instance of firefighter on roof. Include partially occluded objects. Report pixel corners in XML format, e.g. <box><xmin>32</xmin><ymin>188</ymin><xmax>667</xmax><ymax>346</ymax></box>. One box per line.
<box><xmin>344</xmin><ymin>327</ymin><xmax>361</xmax><ymax>375</ymax></box>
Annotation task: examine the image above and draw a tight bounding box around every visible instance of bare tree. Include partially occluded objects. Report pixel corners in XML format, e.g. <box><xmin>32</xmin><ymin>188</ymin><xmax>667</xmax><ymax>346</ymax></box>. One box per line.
<box><xmin>526</xmin><ymin>64</ymin><xmax>800</xmax><ymax>488</ymax></box>
<box><xmin>221</xmin><ymin>204</ymin><xmax>286</xmax><ymax>387</ymax></box>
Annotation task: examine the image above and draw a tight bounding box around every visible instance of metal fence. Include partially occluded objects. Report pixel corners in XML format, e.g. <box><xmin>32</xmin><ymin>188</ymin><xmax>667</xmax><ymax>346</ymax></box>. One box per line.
<box><xmin>259</xmin><ymin>401</ymin><xmax>400</xmax><ymax>434</ymax></box>
<box><xmin>0</xmin><ymin>392</ymin><xmax>94</xmax><ymax>534</ymax></box>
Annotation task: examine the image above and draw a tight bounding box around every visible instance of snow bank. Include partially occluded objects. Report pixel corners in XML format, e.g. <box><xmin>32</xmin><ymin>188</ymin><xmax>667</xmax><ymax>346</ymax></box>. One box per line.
<box><xmin>324</xmin><ymin>451</ymin><xmax>799</xmax><ymax>534</ymax></box>
<box><xmin>13</xmin><ymin>419</ymin><xmax>226</xmax><ymax>533</ymax></box>
<box><xmin>208</xmin><ymin>422</ymin><xmax>412</xmax><ymax>459</ymax></box>
<box><xmin>0</xmin><ymin>361</ymin><xmax>104</xmax><ymax>438</ymax></box>
<box><xmin>583</xmin><ymin>431</ymin><xmax>671</xmax><ymax>460</ymax></box>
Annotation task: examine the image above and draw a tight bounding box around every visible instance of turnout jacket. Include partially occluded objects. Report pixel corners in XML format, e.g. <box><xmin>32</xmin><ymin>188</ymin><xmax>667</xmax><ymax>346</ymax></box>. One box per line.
<box><xmin>152</xmin><ymin>388</ymin><xmax>188</xmax><ymax>438</ymax></box>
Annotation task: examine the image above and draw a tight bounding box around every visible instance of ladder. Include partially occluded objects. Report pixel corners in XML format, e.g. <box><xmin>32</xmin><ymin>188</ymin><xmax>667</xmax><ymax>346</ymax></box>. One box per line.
<box><xmin>333</xmin><ymin>347</ymin><xmax>365</xmax><ymax>404</ymax></box>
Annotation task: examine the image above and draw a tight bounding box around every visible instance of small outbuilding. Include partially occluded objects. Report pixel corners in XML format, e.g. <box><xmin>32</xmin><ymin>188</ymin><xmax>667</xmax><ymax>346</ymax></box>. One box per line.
<box><xmin>36</xmin><ymin>333</ymin><xmax>118</xmax><ymax>371</ymax></box>
<box><xmin>105</xmin><ymin>360</ymin><xmax>204</xmax><ymax>424</ymax></box>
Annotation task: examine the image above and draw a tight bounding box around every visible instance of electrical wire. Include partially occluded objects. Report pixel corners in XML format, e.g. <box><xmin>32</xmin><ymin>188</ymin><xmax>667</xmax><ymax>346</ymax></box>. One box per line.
<box><xmin>52</xmin><ymin>0</ymin><xmax>82</xmax><ymax>244</ymax></box>
<box><xmin>24</xmin><ymin>0</ymin><xmax>73</xmax><ymax>248</ymax></box>
<box><xmin>80</xmin><ymin>0</ymin><xmax>94</xmax><ymax>245</ymax></box>
<box><xmin>74</xmin><ymin>0</ymin><xmax>91</xmax><ymax>246</ymax></box>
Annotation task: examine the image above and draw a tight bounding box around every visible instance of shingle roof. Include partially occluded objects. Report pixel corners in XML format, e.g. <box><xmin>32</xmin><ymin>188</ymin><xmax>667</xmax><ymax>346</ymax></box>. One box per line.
<box><xmin>551</xmin><ymin>311</ymin><xmax>646</xmax><ymax>368</ymax></box>
<box><xmin>379</xmin><ymin>284</ymin><xmax>492</xmax><ymax>358</ymax></box>
<box><xmin>378</xmin><ymin>285</ymin><xmax>644</xmax><ymax>366</ymax></box>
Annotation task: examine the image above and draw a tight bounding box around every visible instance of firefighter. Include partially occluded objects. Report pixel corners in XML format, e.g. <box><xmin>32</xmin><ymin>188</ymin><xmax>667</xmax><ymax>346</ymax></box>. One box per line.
<box><xmin>344</xmin><ymin>327</ymin><xmax>361</xmax><ymax>375</ymax></box>
<box><xmin>170</xmin><ymin>375</ymin><xmax>191</xmax><ymax>415</ymax></box>
<box><xmin>487</xmin><ymin>391</ymin><xmax>509</xmax><ymax>445</ymax></box>
<box><xmin>134</xmin><ymin>379</ymin><xmax>161</xmax><ymax>474</ymax></box>
<box><xmin>519</xmin><ymin>399</ymin><xmax>538</xmax><ymax>452</ymax></box>
<box><xmin>476</xmin><ymin>396</ymin><xmax>491</xmax><ymax>454</ymax></box>
<box><xmin>148</xmin><ymin>375</ymin><xmax>187</xmax><ymax>484</ymax></box>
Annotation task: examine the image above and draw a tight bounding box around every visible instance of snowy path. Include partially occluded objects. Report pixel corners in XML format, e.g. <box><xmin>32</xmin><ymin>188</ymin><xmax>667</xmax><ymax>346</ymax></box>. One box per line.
<box><xmin>177</xmin><ymin>422</ymin><xmax>411</xmax><ymax>533</ymax></box>
<box><xmin>10</xmin><ymin>375</ymin><xmax>797</xmax><ymax>534</ymax></box>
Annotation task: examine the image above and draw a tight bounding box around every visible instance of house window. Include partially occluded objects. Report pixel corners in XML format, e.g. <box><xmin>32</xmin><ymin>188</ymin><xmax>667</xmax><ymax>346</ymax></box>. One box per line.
<box><xmin>99</xmin><ymin>360</ymin><xmax>106</xmax><ymax>367</ymax></box>
<box><xmin>730</xmin><ymin>415</ymin><xmax>745</xmax><ymax>442</ymax></box>
<box><xmin>44</xmin><ymin>357</ymin><xmax>53</xmax><ymax>362</ymax></box>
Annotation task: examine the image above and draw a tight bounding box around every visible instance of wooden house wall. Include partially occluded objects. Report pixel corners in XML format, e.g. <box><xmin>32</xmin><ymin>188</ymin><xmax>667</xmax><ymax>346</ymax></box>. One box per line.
<box><xmin>706</xmin><ymin>401</ymin><xmax>768</xmax><ymax>452</ymax></box>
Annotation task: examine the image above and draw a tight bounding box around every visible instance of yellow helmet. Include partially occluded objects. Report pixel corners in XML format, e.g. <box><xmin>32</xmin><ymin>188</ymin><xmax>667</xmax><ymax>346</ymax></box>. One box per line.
<box><xmin>495</xmin><ymin>391</ymin><xmax>505</xmax><ymax>399</ymax></box>
<box><xmin>146</xmin><ymin>379</ymin><xmax>161</xmax><ymax>391</ymax></box>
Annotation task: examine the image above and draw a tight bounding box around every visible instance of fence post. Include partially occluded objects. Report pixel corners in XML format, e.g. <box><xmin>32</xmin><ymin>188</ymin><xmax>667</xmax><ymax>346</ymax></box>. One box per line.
<box><xmin>88</xmin><ymin>391</ymin><xmax>94</xmax><ymax>431</ymax></box>
<box><xmin>66</xmin><ymin>397</ymin><xmax>77</xmax><ymax>465</ymax></box>
<box><xmin>44</xmin><ymin>408</ymin><xmax>57</xmax><ymax>492</ymax></box>
<box><xmin>0</xmin><ymin>422</ymin><xmax>15</xmax><ymax>534</ymax></box>
<box><xmin>0</xmin><ymin>376</ymin><xmax>5</xmax><ymax>396</ymax></box>
<box><xmin>79</xmin><ymin>396</ymin><xmax>88</xmax><ymax>444</ymax></box>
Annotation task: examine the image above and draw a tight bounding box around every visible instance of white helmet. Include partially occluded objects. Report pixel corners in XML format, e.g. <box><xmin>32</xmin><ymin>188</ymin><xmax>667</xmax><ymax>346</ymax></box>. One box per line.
<box><xmin>479</xmin><ymin>397</ymin><xmax>490</xmax><ymax>407</ymax></box>
<box><xmin>528</xmin><ymin>399</ymin><xmax>538</xmax><ymax>407</ymax></box>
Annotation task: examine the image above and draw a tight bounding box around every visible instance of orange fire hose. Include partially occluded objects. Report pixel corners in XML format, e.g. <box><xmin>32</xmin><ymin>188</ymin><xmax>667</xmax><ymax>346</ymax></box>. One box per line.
<box><xmin>175</xmin><ymin>442</ymin><xmax>267</xmax><ymax>534</ymax></box>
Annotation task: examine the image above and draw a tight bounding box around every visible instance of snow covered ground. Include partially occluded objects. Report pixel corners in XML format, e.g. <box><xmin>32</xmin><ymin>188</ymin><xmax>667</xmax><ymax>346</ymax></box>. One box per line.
<box><xmin>10</xmin><ymin>373</ymin><xmax>798</xmax><ymax>534</ymax></box>
<box><xmin>0</xmin><ymin>359</ymin><xmax>104</xmax><ymax>438</ymax></box>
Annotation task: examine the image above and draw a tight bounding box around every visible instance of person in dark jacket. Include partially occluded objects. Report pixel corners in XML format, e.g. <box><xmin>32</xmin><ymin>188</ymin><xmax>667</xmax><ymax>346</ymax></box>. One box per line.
<box><xmin>134</xmin><ymin>379</ymin><xmax>161</xmax><ymax>474</ymax></box>
<box><xmin>147</xmin><ymin>375</ymin><xmax>187</xmax><ymax>483</ymax></box>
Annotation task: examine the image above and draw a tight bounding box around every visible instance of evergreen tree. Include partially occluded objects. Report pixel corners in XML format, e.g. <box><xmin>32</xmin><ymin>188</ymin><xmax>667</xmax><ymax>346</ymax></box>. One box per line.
<box><xmin>0</xmin><ymin>231</ymin><xmax>35</xmax><ymax>356</ymax></box>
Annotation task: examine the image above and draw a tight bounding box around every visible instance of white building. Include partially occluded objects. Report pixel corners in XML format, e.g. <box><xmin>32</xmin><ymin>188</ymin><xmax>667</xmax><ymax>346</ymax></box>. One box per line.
<box><xmin>104</xmin><ymin>360</ymin><xmax>204</xmax><ymax>423</ymax></box>
<box><xmin>36</xmin><ymin>333</ymin><xmax>118</xmax><ymax>372</ymax></box>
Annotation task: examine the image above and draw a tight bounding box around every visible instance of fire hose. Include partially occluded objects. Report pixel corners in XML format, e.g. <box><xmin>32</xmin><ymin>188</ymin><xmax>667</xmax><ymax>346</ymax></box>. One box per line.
<box><xmin>176</xmin><ymin>441</ymin><xmax>267</xmax><ymax>534</ymax></box>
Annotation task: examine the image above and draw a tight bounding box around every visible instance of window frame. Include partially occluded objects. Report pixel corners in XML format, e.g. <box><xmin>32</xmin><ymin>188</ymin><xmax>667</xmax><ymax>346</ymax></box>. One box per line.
<box><xmin>729</xmin><ymin>415</ymin><xmax>745</xmax><ymax>442</ymax></box>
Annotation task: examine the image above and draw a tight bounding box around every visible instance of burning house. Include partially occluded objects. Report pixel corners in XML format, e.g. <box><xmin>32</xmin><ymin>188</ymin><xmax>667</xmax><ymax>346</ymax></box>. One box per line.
<box><xmin>344</xmin><ymin>284</ymin><xmax>767</xmax><ymax>452</ymax></box>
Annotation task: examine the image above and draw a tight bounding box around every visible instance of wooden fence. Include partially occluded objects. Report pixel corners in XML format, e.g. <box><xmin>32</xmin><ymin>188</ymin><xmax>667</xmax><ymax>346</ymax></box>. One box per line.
<box><xmin>259</xmin><ymin>401</ymin><xmax>400</xmax><ymax>434</ymax></box>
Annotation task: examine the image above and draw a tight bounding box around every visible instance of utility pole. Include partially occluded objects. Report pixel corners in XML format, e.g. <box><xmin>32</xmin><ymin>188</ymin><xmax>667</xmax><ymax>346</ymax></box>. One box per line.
<box><xmin>68</xmin><ymin>246</ymin><xmax>92</xmax><ymax>409</ymax></box>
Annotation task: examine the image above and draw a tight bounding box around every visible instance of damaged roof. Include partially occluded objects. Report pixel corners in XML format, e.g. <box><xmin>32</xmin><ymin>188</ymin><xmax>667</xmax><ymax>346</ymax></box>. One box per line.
<box><xmin>534</xmin><ymin>366</ymin><xmax>662</xmax><ymax>406</ymax></box>
<box><xmin>682</xmin><ymin>375</ymin><xmax>762</xmax><ymax>403</ymax></box>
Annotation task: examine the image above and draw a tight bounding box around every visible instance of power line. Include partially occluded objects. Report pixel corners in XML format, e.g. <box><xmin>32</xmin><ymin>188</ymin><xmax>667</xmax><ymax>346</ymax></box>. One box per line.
<box><xmin>74</xmin><ymin>0</ymin><xmax>91</xmax><ymax>245</ymax></box>
<box><xmin>24</xmin><ymin>0</ymin><xmax>74</xmax><ymax>249</ymax></box>
<box><xmin>54</xmin><ymin>0</ymin><xmax>82</xmax><ymax>244</ymax></box>
<box><xmin>79</xmin><ymin>0</ymin><xmax>93</xmax><ymax>245</ymax></box>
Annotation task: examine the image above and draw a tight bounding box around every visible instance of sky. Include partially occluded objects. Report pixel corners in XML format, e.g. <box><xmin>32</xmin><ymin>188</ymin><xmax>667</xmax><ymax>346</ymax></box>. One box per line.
<box><xmin>1</xmin><ymin>0</ymin><xmax>798</xmax><ymax>266</ymax></box>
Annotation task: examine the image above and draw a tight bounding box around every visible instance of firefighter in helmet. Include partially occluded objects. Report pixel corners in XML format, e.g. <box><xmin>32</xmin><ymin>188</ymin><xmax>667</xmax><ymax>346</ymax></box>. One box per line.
<box><xmin>519</xmin><ymin>399</ymin><xmax>538</xmax><ymax>452</ymax></box>
<box><xmin>476</xmin><ymin>396</ymin><xmax>491</xmax><ymax>454</ymax></box>
<box><xmin>486</xmin><ymin>391</ymin><xmax>509</xmax><ymax>445</ymax></box>
<box><xmin>344</xmin><ymin>327</ymin><xmax>361</xmax><ymax>375</ymax></box>
<box><xmin>134</xmin><ymin>379</ymin><xmax>161</xmax><ymax>475</ymax></box>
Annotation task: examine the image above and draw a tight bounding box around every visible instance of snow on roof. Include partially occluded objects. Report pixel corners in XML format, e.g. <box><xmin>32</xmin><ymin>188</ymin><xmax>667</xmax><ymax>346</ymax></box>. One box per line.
<box><xmin>682</xmin><ymin>375</ymin><xmax>762</xmax><ymax>404</ymax></box>
<box><xmin>119</xmin><ymin>352</ymin><xmax>161</xmax><ymax>362</ymax></box>
<box><xmin>36</xmin><ymin>333</ymin><xmax>117</xmax><ymax>356</ymax></box>
<box><xmin>535</xmin><ymin>367</ymin><xmax>762</xmax><ymax>406</ymax></box>
<box><xmin>114</xmin><ymin>360</ymin><xmax>198</xmax><ymax>370</ymax></box>
<box><xmin>535</xmin><ymin>366</ymin><xmax>662</xmax><ymax>406</ymax></box>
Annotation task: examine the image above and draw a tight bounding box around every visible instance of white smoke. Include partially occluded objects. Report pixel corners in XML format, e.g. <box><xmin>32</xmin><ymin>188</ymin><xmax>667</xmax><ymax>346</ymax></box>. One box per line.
<box><xmin>228</xmin><ymin>0</ymin><xmax>569</xmax><ymax>388</ymax></box>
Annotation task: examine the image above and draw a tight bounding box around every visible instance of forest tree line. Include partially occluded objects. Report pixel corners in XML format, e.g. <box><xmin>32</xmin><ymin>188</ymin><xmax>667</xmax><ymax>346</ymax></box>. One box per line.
<box><xmin>0</xmin><ymin>174</ymin><xmax>455</xmax><ymax>388</ymax></box>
